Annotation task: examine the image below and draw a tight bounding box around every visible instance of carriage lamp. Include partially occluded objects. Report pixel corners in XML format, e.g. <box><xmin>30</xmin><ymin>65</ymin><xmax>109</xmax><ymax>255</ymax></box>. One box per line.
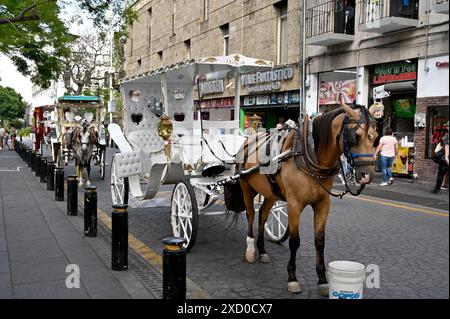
<box><xmin>158</xmin><ymin>114</ymin><xmax>173</xmax><ymax>157</ymax></box>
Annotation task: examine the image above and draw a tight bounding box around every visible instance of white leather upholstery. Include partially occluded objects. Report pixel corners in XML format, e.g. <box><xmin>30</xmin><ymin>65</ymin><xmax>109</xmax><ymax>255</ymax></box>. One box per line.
<box><xmin>127</xmin><ymin>130</ymin><xmax>164</xmax><ymax>155</ymax></box>
<box><xmin>114</xmin><ymin>151</ymin><xmax>144</xmax><ymax>179</ymax></box>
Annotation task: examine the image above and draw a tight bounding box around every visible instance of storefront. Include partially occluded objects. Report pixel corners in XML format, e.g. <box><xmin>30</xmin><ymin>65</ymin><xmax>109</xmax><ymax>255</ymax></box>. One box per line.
<box><xmin>195</xmin><ymin>79</ymin><xmax>235</xmax><ymax>121</ymax></box>
<box><xmin>414</xmin><ymin>55</ymin><xmax>449</xmax><ymax>183</ymax></box>
<box><xmin>318</xmin><ymin>69</ymin><xmax>357</xmax><ymax>113</ymax></box>
<box><xmin>239</xmin><ymin>64</ymin><xmax>300</xmax><ymax>131</ymax></box>
<box><xmin>369</xmin><ymin>59</ymin><xmax>418</xmax><ymax>177</ymax></box>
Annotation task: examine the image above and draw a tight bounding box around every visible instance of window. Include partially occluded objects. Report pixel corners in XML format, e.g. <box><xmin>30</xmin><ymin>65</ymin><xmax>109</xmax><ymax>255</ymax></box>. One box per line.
<box><xmin>425</xmin><ymin>106</ymin><xmax>449</xmax><ymax>159</ymax></box>
<box><xmin>148</xmin><ymin>27</ymin><xmax>152</xmax><ymax>48</ymax></box>
<box><xmin>184</xmin><ymin>40</ymin><xmax>191</xmax><ymax>60</ymax></box>
<box><xmin>221</xmin><ymin>24</ymin><xmax>230</xmax><ymax>55</ymax></box>
<box><xmin>158</xmin><ymin>51</ymin><xmax>163</xmax><ymax>67</ymax></box>
<box><xmin>204</xmin><ymin>0</ymin><xmax>209</xmax><ymax>21</ymax></box>
<box><xmin>172</xmin><ymin>0</ymin><xmax>176</xmax><ymax>35</ymax></box>
<box><xmin>276</xmin><ymin>1</ymin><xmax>288</xmax><ymax>65</ymax></box>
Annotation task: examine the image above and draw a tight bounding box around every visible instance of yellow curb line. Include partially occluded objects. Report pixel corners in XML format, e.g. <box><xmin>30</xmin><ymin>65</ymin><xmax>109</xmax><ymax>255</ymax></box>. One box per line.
<box><xmin>348</xmin><ymin>195</ymin><xmax>449</xmax><ymax>217</ymax></box>
<box><xmin>95</xmin><ymin>204</ymin><xmax>210</xmax><ymax>299</ymax></box>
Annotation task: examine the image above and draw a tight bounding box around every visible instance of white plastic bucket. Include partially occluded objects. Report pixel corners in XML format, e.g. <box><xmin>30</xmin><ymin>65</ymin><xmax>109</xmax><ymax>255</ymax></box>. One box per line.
<box><xmin>327</xmin><ymin>261</ymin><xmax>366</xmax><ymax>299</ymax></box>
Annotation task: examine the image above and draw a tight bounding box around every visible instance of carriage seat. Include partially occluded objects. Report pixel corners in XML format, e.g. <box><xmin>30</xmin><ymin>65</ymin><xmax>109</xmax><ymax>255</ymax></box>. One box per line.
<box><xmin>126</xmin><ymin>129</ymin><xmax>165</xmax><ymax>156</ymax></box>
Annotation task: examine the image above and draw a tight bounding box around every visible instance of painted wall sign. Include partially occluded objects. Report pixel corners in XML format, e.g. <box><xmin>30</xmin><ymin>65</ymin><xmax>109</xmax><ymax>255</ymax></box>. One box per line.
<box><xmin>436</xmin><ymin>61</ymin><xmax>449</xmax><ymax>68</ymax></box>
<box><xmin>199</xmin><ymin>79</ymin><xmax>224</xmax><ymax>96</ymax></box>
<box><xmin>372</xmin><ymin>61</ymin><xmax>417</xmax><ymax>84</ymax></box>
<box><xmin>200</xmin><ymin>97</ymin><xmax>234</xmax><ymax>109</ymax></box>
<box><xmin>242</xmin><ymin>66</ymin><xmax>294</xmax><ymax>93</ymax></box>
<box><xmin>319</xmin><ymin>80</ymin><xmax>356</xmax><ymax>105</ymax></box>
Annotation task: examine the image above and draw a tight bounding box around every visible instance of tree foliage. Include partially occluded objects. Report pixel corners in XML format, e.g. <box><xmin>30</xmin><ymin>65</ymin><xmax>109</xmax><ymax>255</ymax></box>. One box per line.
<box><xmin>0</xmin><ymin>85</ymin><xmax>28</xmax><ymax>121</ymax></box>
<box><xmin>0</xmin><ymin>0</ymin><xmax>74</xmax><ymax>88</ymax></box>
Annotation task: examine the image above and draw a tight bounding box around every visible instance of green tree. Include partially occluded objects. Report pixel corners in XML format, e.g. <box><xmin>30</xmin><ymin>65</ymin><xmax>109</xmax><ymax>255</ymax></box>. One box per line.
<box><xmin>0</xmin><ymin>86</ymin><xmax>28</xmax><ymax>122</ymax></box>
<box><xmin>0</xmin><ymin>0</ymin><xmax>74</xmax><ymax>88</ymax></box>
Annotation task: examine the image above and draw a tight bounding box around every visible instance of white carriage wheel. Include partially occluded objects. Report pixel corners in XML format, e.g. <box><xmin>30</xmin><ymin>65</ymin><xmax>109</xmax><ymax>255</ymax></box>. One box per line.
<box><xmin>170</xmin><ymin>181</ymin><xmax>199</xmax><ymax>252</ymax></box>
<box><xmin>110</xmin><ymin>155</ymin><xmax>129</xmax><ymax>205</ymax></box>
<box><xmin>264</xmin><ymin>201</ymin><xmax>289</xmax><ymax>243</ymax></box>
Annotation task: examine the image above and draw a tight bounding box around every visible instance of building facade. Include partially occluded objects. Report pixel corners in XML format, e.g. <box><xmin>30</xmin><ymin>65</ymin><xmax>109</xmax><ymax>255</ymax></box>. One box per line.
<box><xmin>123</xmin><ymin>0</ymin><xmax>449</xmax><ymax>183</ymax></box>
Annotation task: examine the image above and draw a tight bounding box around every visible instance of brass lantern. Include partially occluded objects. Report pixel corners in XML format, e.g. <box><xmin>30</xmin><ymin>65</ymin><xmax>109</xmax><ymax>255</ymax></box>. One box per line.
<box><xmin>158</xmin><ymin>114</ymin><xmax>173</xmax><ymax>157</ymax></box>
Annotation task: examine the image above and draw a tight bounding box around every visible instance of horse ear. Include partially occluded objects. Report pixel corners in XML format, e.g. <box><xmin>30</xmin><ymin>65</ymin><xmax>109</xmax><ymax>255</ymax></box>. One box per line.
<box><xmin>338</xmin><ymin>93</ymin><xmax>359</xmax><ymax>119</ymax></box>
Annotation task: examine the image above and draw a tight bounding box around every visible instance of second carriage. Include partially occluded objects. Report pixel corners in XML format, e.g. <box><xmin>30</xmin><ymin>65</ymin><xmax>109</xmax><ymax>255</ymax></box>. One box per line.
<box><xmin>50</xmin><ymin>95</ymin><xmax>107</xmax><ymax>179</ymax></box>
<box><xmin>109</xmin><ymin>54</ymin><xmax>289</xmax><ymax>251</ymax></box>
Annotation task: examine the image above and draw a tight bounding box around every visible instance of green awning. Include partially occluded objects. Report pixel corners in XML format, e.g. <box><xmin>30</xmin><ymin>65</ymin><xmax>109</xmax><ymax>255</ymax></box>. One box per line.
<box><xmin>58</xmin><ymin>95</ymin><xmax>101</xmax><ymax>102</ymax></box>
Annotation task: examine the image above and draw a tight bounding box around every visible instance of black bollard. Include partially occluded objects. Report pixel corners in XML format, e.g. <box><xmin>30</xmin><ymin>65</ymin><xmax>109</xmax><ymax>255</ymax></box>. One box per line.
<box><xmin>40</xmin><ymin>157</ymin><xmax>47</xmax><ymax>183</ymax></box>
<box><xmin>46</xmin><ymin>161</ymin><xmax>55</xmax><ymax>191</ymax></box>
<box><xmin>67</xmin><ymin>175</ymin><xmax>78</xmax><ymax>216</ymax></box>
<box><xmin>30</xmin><ymin>151</ymin><xmax>36</xmax><ymax>171</ymax></box>
<box><xmin>55</xmin><ymin>167</ymin><xmax>64</xmax><ymax>201</ymax></box>
<box><xmin>111</xmin><ymin>204</ymin><xmax>128</xmax><ymax>271</ymax></box>
<box><xmin>27</xmin><ymin>148</ymin><xmax>32</xmax><ymax>167</ymax></box>
<box><xmin>35</xmin><ymin>154</ymin><xmax>41</xmax><ymax>177</ymax></box>
<box><xmin>84</xmin><ymin>186</ymin><xmax>97</xmax><ymax>237</ymax></box>
<box><xmin>162</xmin><ymin>237</ymin><xmax>187</xmax><ymax>300</ymax></box>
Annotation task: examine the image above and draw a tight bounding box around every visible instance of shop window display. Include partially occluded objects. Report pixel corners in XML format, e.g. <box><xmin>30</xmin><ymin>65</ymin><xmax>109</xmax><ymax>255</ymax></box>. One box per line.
<box><xmin>425</xmin><ymin>106</ymin><xmax>449</xmax><ymax>159</ymax></box>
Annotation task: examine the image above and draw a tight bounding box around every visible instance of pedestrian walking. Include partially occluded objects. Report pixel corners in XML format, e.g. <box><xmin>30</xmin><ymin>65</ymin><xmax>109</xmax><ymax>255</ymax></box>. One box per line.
<box><xmin>432</xmin><ymin>130</ymin><xmax>449</xmax><ymax>194</ymax></box>
<box><xmin>10</xmin><ymin>124</ymin><xmax>17</xmax><ymax>150</ymax></box>
<box><xmin>0</xmin><ymin>126</ymin><xmax>5</xmax><ymax>150</ymax></box>
<box><xmin>3</xmin><ymin>128</ymin><xmax>10</xmax><ymax>150</ymax></box>
<box><xmin>374</xmin><ymin>127</ymin><xmax>398</xmax><ymax>186</ymax></box>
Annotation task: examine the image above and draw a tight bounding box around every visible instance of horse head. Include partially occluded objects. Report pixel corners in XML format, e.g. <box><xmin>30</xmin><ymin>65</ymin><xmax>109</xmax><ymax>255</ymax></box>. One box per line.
<box><xmin>339</xmin><ymin>99</ymin><xmax>379</xmax><ymax>185</ymax></box>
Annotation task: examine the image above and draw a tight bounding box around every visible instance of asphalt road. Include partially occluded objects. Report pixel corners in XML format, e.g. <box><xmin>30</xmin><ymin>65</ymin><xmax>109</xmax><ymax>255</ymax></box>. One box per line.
<box><xmin>42</xmin><ymin>144</ymin><xmax>450</xmax><ymax>299</ymax></box>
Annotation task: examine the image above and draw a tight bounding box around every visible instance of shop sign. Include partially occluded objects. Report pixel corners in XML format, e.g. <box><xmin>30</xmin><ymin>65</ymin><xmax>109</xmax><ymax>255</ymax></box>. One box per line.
<box><xmin>200</xmin><ymin>97</ymin><xmax>234</xmax><ymax>109</ymax></box>
<box><xmin>199</xmin><ymin>79</ymin><xmax>224</xmax><ymax>96</ymax></box>
<box><xmin>242</xmin><ymin>66</ymin><xmax>294</xmax><ymax>93</ymax></box>
<box><xmin>319</xmin><ymin>80</ymin><xmax>356</xmax><ymax>105</ymax></box>
<box><xmin>289</xmin><ymin>92</ymin><xmax>300</xmax><ymax>104</ymax></box>
<box><xmin>173</xmin><ymin>89</ymin><xmax>185</xmax><ymax>100</ymax></box>
<box><xmin>243</xmin><ymin>96</ymin><xmax>256</xmax><ymax>106</ymax></box>
<box><xmin>372</xmin><ymin>61</ymin><xmax>417</xmax><ymax>84</ymax></box>
<box><xmin>436</xmin><ymin>61</ymin><xmax>449</xmax><ymax>68</ymax></box>
<box><xmin>256</xmin><ymin>96</ymin><xmax>269</xmax><ymax>105</ymax></box>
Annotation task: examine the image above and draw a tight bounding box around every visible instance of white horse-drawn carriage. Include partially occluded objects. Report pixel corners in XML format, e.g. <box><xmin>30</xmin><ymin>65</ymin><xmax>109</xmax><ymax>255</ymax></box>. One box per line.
<box><xmin>109</xmin><ymin>54</ymin><xmax>289</xmax><ymax>251</ymax></box>
<box><xmin>50</xmin><ymin>95</ymin><xmax>107</xmax><ymax>179</ymax></box>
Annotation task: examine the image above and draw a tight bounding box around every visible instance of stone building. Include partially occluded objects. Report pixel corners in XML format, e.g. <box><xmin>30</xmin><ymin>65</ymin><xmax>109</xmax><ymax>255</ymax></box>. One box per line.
<box><xmin>123</xmin><ymin>0</ymin><xmax>449</xmax><ymax>183</ymax></box>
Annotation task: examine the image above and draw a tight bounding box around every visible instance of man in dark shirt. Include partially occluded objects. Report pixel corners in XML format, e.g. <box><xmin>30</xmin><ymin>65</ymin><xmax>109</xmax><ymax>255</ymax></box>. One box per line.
<box><xmin>344</xmin><ymin>0</ymin><xmax>355</xmax><ymax>35</ymax></box>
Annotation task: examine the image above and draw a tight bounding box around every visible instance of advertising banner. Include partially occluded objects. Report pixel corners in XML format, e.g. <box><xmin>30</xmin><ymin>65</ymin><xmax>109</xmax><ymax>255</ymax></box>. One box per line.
<box><xmin>319</xmin><ymin>80</ymin><xmax>356</xmax><ymax>105</ymax></box>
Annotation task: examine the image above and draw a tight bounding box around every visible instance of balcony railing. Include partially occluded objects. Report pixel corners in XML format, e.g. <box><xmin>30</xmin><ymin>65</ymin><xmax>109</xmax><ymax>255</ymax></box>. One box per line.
<box><xmin>306</xmin><ymin>0</ymin><xmax>355</xmax><ymax>38</ymax></box>
<box><xmin>360</xmin><ymin>0</ymin><xmax>419</xmax><ymax>24</ymax></box>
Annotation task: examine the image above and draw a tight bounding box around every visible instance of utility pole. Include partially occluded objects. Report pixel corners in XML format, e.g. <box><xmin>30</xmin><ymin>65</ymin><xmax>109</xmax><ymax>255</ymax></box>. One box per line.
<box><xmin>108</xmin><ymin>28</ymin><xmax>115</xmax><ymax>125</ymax></box>
<box><xmin>298</xmin><ymin>0</ymin><xmax>307</xmax><ymax>128</ymax></box>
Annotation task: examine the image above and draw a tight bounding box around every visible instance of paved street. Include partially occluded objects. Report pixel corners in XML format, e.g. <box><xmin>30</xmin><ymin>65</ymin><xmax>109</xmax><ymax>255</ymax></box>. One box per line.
<box><xmin>2</xmin><ymin>143</ymin><xmax>449</xmax><ymax>299</ymax></box>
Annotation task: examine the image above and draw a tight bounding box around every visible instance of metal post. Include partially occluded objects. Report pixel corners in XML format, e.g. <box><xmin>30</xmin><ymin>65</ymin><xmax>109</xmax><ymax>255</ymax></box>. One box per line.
<box><xmin>26</xmin><ymin>148</ymin><xmax>31</xmax><ymax>166</ymax></box>
<box><xmin>55</xmin><ymin>167</ymin><xmax>64</xmax><ymax>201</ymax></box>
<box><xmin>111</xmin><ymin>204</ymin><xmax>128</xmax><ymax>271</ymax></box>
<box><xmin>40</xmin><ymin>157</ymin><xmax>47</xmax><ymax>183</ymax></box>
<box><xmin>34</xmin><ymin>154</ymin><xmax>41</xmax><ymax>177</ymax></box>
<box><xmin>84</xmin><ymin>186</ymin><xmax>97</xmax><ymax>237</ymax></box>
<box><xmin>47</xmin><ymin>161</ymin><xmax>55</xmax><ymax>191</ymax></box>
<box><xmin>67</xmin><ymin>175</ymin><xmax>78</xmax><ymax>216</ymax></box>
<box><xmin>162</xmin><ymin>237</ymin><xmax>186</xmax><ymax>300</ymax></box>
<box><xmin>30</xmin><ymin>151</ymin><xmax>36</xmax><ymax>171</ymax></box>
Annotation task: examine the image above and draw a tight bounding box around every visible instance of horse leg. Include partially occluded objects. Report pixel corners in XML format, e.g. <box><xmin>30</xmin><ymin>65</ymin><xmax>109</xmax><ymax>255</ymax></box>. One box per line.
<box><xmin>256</xmin><ymin>198</ymin><xmax>276</xmax><ymax>263</ymax></box>
<box><xmin>312</xmin><ymin>197</ymin><xmax>331</xmax><ymax>297</ymax></box>
<box><xmin>86</xmin><ymin>161</ymin><xmax>91</xmax><ymax>186</ymax></box>
<box><xmin>287</xmin><ymin>201</ymin><xmax>304</xmax><ymax>294</ymax></box>
<box><xmin>241</xmin><ymin>178</ymin><xmax>257</xmax><ymax>263</ymax></box>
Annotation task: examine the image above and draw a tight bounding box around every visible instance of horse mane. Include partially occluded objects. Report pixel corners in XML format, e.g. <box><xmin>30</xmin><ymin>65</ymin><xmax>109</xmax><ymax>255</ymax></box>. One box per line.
<box><xmin>312</xmin><ymin>105</ymin><xmax>371</xmax><ymax>154</ymax></box>
<box><xmin>312</xmin><ymin>108</ymin><xmax>345</xmax><ymax>154</ymax></box>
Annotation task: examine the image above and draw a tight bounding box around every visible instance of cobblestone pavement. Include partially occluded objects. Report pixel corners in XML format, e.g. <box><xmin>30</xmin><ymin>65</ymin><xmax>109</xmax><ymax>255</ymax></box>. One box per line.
<box><xmin>25</xmin><ymin>143</ymin><xmax>450</xmax><ymax>299</ymax></box>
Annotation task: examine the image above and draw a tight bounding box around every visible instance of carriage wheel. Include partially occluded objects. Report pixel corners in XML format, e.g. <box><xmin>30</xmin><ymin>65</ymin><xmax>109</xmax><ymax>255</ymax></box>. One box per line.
<box><xmin>110</xmin><ymin>155</ymin><xmax>129</xmax><ymax>205</ymax></box>
<box><xmin>170</xmin><ymin>181</ymin><xmax>199</xmax><ymax>252</ymax></box>
<box><xmin>99</xmin><ymin>146</ymin><xmax>106</xmax><ymax>180</ymax></box>
<box><xmin>264</xmin><ymin>201</ymin><xmax>289</xmax><ymax>243</ymax></box>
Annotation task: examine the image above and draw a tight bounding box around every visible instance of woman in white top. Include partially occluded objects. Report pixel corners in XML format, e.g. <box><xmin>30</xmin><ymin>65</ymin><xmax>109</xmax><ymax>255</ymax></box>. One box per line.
<box><xmin>374</xmin><ymin>127</ymin><xmax>398</xmax><ymax>186</ymax></box>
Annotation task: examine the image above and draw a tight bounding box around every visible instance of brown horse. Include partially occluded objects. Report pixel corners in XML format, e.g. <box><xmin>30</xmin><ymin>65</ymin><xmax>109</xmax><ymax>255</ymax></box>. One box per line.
<box><xmin>235</xmin><ymin>100</ymin><xmax>379</xmax><ymax>295</ymax></box>
<box><xmin>71</xmin><ymin>121</ymin><xmax>98</xmax><ymax>186</ymax></box>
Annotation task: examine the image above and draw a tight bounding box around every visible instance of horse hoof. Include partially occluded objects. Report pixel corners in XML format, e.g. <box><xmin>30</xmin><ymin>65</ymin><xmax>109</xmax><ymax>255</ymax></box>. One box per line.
<box><xmin>259</xmin><ymin>254</ymin><xmax>271</xmax><ymax>263</ymax></box>
<box><xmin>318</xmin><ymin>283</ymin><xmax>329</xmax><ymax>297</ymax></box>
<box><xmin>287</xmin><ymin>281</ymin><xmax>302</xmax><ymax>294</ymax></box>
<box><xmin>245</xmin><ymin>252</ymin><xmax>255</xmax><ymax>263</ymax></box>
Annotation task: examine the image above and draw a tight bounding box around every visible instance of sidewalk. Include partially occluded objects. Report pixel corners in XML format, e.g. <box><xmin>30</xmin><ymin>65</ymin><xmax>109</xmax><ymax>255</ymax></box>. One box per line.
<box><xmin>0</xmin><ymin>150</ymin><xmax>157</xmax><ymax>299</ymax></box>
<box><xmin>334</xmin><ymin>173</ymin><xmax>449</xmax><ymax>211</ymax></box>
